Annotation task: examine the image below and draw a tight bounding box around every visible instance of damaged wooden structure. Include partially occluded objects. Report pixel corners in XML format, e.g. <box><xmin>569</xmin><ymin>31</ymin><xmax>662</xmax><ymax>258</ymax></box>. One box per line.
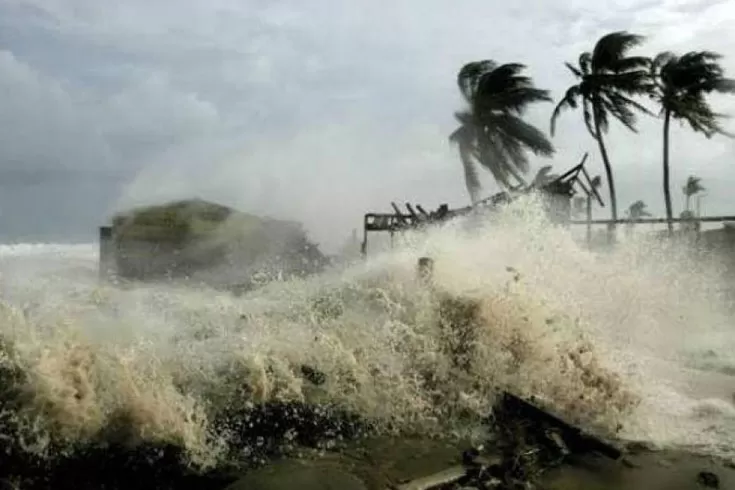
<box><xmin>361</xmin><ymin>154</ymin><xmax>604</xmax><ymax>256</ymax></box>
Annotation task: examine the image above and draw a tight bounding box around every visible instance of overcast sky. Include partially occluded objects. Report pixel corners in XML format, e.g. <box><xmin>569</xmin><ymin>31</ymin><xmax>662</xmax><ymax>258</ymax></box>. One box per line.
<box><xmin>1</xmin><ymin>0</ymin><xmax>734</xmax><ymax>248</ymax></box>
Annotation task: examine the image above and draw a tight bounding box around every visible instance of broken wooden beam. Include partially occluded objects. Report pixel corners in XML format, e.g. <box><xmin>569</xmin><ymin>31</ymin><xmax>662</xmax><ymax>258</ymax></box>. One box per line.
<box><xmin>405</xmin><ymin>203</ymin><xmax>420</xmax><ymax>221</ymax></box>
<box><xmin>494</xmin><ymin>392</ymin><xmax>622</xmax><ymax>460</ymax></box>
<box><xmin>391</xmin><ymin>202</ymin><xmax>411</xmax><ymax>225</ymax></box>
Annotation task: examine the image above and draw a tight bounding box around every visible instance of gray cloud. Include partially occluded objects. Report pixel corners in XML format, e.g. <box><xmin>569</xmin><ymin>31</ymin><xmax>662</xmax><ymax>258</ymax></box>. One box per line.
<box><xmin>0</xmin><ymin>0</ymin><xmax>734</xmax><ymax>248</ymax></box>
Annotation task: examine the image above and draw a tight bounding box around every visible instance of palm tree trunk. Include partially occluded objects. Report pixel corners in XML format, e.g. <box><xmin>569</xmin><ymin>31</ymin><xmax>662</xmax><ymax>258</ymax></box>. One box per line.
<box><xmin>586</xmin><ymin>195</ymin><xmax>592</xmax><ymax>247</ymax></box>
<box><xmin>663</xmin><ymin>110</ymin><xmax>674</xmax><ymax>235</ymax></box>
<box><xmin>685</xmin><ymin>194</ymin><xmax>691</xmax><ymax>213</ymax></box>
<box><xmin>592</xmin><ymin>109</ymin><xmax>617</xmax><ymax>238</ymax></box>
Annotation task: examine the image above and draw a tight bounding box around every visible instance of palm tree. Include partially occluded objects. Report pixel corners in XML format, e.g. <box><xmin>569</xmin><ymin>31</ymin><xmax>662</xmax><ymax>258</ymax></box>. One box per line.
<box><xmin>626</xmin><ymin>200</ymin><xmax>652</xmax><ymax>219</ymax></box>
<box><xmin>450</xmin><ymin>60</ymin><xmax>555</xmax><ymax>203</ymax></box>
<box><xmin>550</xmin><ymin>31</ymin><xmax>653</xmax><ymax>227</ymax></box>
<box><xmin>682</xmin><ymin>175</ymin><xmax>706</xmax><ymax>213</ymax></box>
<box><xmin>649</xmin><ymin>51</ymin><xmax>735</xmax><ymax>233</ymax></box>
<box><xmin>625</xmin><ymin>199</ymin><xmax>652</xmax><ymax>237</ymax></box>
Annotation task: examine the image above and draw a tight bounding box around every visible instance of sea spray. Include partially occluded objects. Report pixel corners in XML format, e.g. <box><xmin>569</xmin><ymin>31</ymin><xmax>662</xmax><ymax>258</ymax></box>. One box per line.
<box><xmin>0</xmin><ymin>194</ymin><xmax>732</xmax><ymax>487</ymax></box>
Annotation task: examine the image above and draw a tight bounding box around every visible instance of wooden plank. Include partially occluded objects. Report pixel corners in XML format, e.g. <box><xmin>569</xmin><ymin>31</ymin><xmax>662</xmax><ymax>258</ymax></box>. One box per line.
<box><xmin>496</xmin><ymin>392</ymin><xmax>622</xmax><ymax>460</ymax></box>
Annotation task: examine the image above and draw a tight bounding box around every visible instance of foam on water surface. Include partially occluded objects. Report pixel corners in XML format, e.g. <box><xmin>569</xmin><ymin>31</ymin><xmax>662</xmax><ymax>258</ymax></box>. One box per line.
<box><xmin>0</xmin><ymin>196</ymin><xmax>733</xmax><ymax>472</ymax></box>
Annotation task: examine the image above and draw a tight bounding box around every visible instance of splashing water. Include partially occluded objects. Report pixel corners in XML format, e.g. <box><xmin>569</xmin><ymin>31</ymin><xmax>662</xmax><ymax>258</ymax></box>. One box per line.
<box><xmin>0</xmin><ymin>195</ymin><xmax>733</xmax><ymax>477</ymax></box>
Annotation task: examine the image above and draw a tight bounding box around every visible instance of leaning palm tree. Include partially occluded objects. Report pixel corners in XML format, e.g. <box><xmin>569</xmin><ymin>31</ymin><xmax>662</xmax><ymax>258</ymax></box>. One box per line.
<box><xmin>550</xmin><ymin>31</ymin><xmax>653</xmax><ymax>227</ymax></box>
<box><xmin>450</xmin><ymin>60</ymin><xmax>555</xmax><ymax>203</ymax></box>
<box><xmin>682</xmin><ymin>175</ymin><xmax>706</xmax><ymax>212</ymax></box>
<box><xmin>650</xmin><ymin>51</ymin><xmax>735</xmax><ymax>233</ymax></box>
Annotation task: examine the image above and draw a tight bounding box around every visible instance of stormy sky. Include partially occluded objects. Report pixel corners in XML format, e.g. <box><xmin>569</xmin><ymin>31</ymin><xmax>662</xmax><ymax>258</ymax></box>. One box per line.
<box><xmin>0</xmin><ymin>0</ymin><xmax>734</xmax><ymax>248</ymax></box>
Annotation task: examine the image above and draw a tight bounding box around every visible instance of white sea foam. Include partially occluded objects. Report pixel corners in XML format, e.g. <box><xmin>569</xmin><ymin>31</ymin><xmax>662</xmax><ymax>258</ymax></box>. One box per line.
<box><xmin>0</xmin><ymin>195</ymin><xmax>732</xmax><ymax>469</ymax></box>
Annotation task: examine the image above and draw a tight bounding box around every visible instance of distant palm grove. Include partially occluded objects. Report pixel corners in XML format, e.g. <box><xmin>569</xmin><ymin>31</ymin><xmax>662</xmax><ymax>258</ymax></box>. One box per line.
<box><xmin>450</xmin><ymin>31</ymin><xmax>735</xmax><ymax>234</ymax></box>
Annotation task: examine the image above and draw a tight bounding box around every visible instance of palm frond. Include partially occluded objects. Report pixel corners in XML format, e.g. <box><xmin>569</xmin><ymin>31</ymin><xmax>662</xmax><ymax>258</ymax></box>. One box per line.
<box><xmin>610</xmin><ymin>56</ymin><xmax>651</xmax><ymax>73</ymax></box>
<box><xmin>460</xmin><ymin>141</ymin><xmax>482</xmax><ymax>202</ymax></box>
<box><xmin>493</xmin><ymin>113</ymin><xmax>555</xmax><ymax>157</ymax></box>
<box><xmin>582</xmin><ymin>97</ymin><xmax>596</xmax><ymax>138</ymax></box>
<box><xmin>565</xmin><ymin>62</ymin><xmax>583</xmax><ymax>78</ymax></box>
<box><xmin>592</xmin><ymin>31</ymin><xmax>646</xmax><ymax>71</ymax></box>
<box><xmin>579</xmin><ymin>52</ymin><xmax>593</xmax><ymax>74</ymax></box>
<box><xmin>451</xmin><ymin>60</ymin><xmax>555</xmax><ymax>194</ymax></box>
<box><xmin>457</xmin><ymin>60</ymin><xmax>498</xmax><ymax>103</ymax></box>
<box><xmin>654</xmin><ymin>50</ymin><xmax>735</xmax><ymax>138</ymax></box>
<box><xmin>600</xmin><ymin>92</ymin><xmax>639</xmax><ymax>132</ymax></box>
<box><xmin>477</xmin><ymin>135</ymin><xmax>516</xmax><ymax>188</ymax></box>
<box><xmin>550</xmin><ymin>85</ymin><xmax>580</xmax><ymax>135</ymax></box>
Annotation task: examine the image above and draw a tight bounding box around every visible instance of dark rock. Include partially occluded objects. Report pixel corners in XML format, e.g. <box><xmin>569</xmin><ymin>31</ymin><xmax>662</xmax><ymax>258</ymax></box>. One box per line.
<box><xmin>697</xmin><ymin>470</ymin><xmax>720</xmax><ymax>488</ymax></box>
<box><xmin>300</xmin><ymin>365</ymin><xmax>327</xmax><ymax>386</ymax></box>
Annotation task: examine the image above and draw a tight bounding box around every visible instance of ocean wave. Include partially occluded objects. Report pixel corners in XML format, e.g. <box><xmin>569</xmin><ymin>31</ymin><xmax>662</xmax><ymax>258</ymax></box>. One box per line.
<box><xmin>0</xmin><ymin>196</ymin><xmax>732</xmax><ymax>488</ymax></box>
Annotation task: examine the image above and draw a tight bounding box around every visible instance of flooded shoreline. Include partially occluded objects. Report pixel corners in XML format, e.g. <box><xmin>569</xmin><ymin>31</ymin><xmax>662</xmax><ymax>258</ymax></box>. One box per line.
<box><xmin>0</xmin><ymin>201</ymin><xmax>734</xmax><ymax>488</ymax></box>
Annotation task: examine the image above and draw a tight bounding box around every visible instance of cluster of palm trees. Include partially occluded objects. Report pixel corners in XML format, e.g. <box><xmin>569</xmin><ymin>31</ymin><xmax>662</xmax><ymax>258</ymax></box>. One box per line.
<box><xmin>450</xmin><ymin>31</ymin><xmax>735</xmax><ymax>234</ymax></box>
<box><xmin>626</xmin><ymin>175</ymin><xmax>706</xmax><ymax>219</ymax></box>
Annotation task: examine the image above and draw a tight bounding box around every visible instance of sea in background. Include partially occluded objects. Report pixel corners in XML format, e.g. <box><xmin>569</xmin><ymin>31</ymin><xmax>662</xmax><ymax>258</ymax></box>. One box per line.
<box><xmin>0</xmin><ymin>196</ymin><xmax>734</xmax><ymax>485</ymax></box>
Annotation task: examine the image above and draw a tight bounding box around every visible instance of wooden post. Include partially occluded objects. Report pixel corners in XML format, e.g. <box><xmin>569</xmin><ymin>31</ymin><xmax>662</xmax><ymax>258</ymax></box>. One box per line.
<box><xmin>417</xmin><ymin>257</ymin><xmax>434</xmax><ymax>285</ymax></box>
<box><xmin>361</xmin><ymin>216</ymin><xmax>368</xmax><ymax>257</ymax></box>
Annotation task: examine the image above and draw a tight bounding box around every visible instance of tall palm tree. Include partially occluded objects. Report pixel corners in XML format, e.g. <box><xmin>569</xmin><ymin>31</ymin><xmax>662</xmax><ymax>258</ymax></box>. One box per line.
<box><xmin>650</xmin><ymin>51</ymin><xmax>735</xmax><ymax>233</ymax></box>
<box><xmin>682</xmin><ymin>175</ymin><xmax>706</xmax><ymax>213</ymax></box>
<box><xmin>550</xmin><ymin>31</ymin><xmax>653</xmax><ymax>227</ymax></box>
<box><xmin>450</xmin><ymin>60</ymin><xmax>555</xmax><ymax>203</ymax></box>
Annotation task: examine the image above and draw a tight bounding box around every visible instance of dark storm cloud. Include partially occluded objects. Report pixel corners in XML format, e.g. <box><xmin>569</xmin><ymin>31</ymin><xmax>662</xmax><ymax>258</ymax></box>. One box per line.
<box><xmin>0</xmin><ymin>0</ymin><xmax>734</xmax><ymax>247</ymax></box>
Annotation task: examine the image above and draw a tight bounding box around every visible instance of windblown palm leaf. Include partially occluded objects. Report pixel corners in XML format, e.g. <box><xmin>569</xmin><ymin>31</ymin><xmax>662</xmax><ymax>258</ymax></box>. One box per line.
<box><xmin>651</xmin><ymin>51</ymin><xmax>735</xmax><ymax>137</ymax></box>
<box><xmin>451</xmin><ymin>60</ymin><xmax>555</xmax><ymax>202</ymax></box>
<box><xmin>550</xmin><ymin>31</ymin><xmax>652</xmax><ymax>225</ymax></box>
<box><xmin>651</xmin><ymin>50</ymin><xmax>735</xmax><ymax>231</ymax></box>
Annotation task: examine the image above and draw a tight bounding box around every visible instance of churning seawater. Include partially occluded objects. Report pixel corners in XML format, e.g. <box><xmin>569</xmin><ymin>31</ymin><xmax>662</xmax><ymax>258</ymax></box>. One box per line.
<box><xmin>0</xmin><ymin>196</ymin><xmax>733</xmax><ymax>480</ymax></box>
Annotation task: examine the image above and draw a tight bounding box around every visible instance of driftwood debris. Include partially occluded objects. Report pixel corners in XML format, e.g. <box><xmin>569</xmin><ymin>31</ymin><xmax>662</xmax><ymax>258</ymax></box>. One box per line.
<box><xmin>495</xmin><ymin>392</ymin><xmax>621</xmax><ymax>460</ymax></box>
